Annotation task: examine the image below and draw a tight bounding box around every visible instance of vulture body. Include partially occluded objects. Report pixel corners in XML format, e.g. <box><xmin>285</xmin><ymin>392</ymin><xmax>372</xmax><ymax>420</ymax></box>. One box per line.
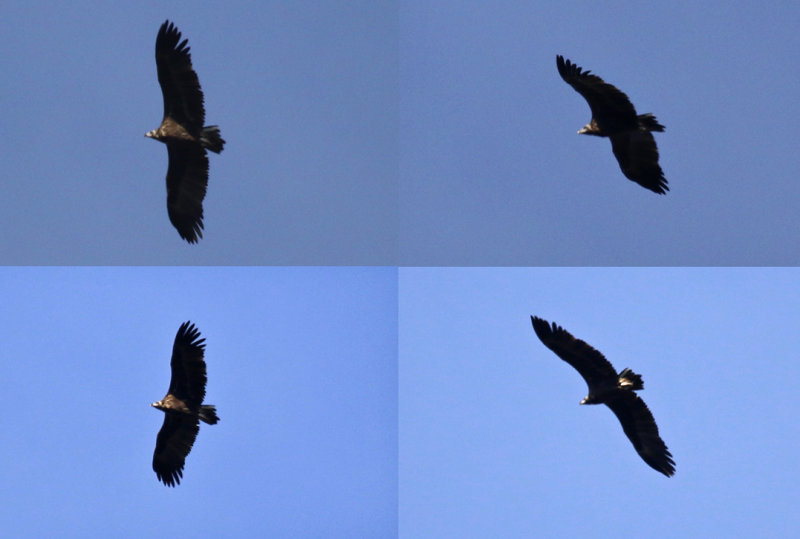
<box><xmin>531</xmin><ymin>316</ymin><xmax>674</xmax><ymax>477</ymax></box>
<box><xmin>556</xmin><ymin>55</ymin><xmax>668</xmax><ymax>194</ymax></box>
<box><xmin>151</xmin><ymin>321</ymin><xmax>219</xmax><ymax>486</ymax></box>
<box><xmin>146</xmin><ymin>20</ymin><xmax>225</xmax><ymax>243</ymax></box>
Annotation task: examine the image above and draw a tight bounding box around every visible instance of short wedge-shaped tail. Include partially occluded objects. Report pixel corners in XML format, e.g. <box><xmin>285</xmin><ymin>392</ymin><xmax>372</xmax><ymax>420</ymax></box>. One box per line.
<box><xmin>637</xmin><ymin>113</ymin><xmax>665</xmax><ymax>132</ymax></box>
<box><xmin>200</xmin><ymin>405</ymin><xmax>220</xmax><ymax>425</ymax></box>
<box><xmin>618</xmin><ymin>368</ymin><xmax>644</xmax><ymax>391</ymax></box>
<box><xmin>200</xmin><ymin>126</ymin><xmax>225</xmax><ymax>154</ymax></box>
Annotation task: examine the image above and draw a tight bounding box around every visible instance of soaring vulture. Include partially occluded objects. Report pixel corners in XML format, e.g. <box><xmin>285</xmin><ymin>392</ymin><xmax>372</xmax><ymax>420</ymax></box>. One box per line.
<box><xmin>151</xmin><ymin>321</ymin><xmax>219</xmax><ymax>486</ymax></box>
<box><xmin>530</xmin><ymin>316</ymin><xmax>674</xmax><ymax>477</ymax></box>
<box><xmin>146</xmin><ymin>20</ymin><xmax>225</xmax><ymax>243</ymax></box>
<box><xmin>556</xmin><ymin>55</ymin><xmax>668</xmax><ymax>194</ymax></box>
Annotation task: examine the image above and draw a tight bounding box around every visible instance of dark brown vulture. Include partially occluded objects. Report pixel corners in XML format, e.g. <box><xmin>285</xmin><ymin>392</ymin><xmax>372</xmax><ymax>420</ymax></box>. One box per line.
<box><xmin>556</xmin><ymin>55</ymin><xmax>668</xmax><ymax>194</ymax></box>
<box><xmin>151</xmin><ymin>321</ymin><xmax>219</xmax><ymax>486</ymax></box>
<box><xmin>146</xmin><ymin>20</ymin><xmax>225</xmax><ymax>243</ymax></box>
<box><xmin>530</xmin><ymin>316</ymin><xmax>674</xmax><ymax>477</ymax></box>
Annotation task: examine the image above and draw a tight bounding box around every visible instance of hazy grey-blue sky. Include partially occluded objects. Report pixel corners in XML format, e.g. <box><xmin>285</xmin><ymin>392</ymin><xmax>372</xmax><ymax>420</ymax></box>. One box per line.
<box><xmin>399</xmin><ymin>1</ymin><xmax>800</xmax><ymax>264</ymax></box>
<box><xmin>1</xmin><ymin>2</ymin><xmax>396</xmax><ymax>264</ymax></box>
<box><xmin>4</xmin><ymin>2</ymin><xmax>798</xmax><ymax>264</ymax></box>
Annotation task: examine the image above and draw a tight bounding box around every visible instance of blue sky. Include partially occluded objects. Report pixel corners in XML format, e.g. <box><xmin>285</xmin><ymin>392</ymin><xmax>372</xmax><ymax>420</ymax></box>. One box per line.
<box><xmin>0</xmin><ymin>2</ymin><xmax>396</xmax><ymax>264</ymax></box>
<box><xmin>399</xmin><ymin>2</ymin><xmax>800</xmax><ymax>264</ymax></box>
<box><xmin>3</xmin><ymin>2</ymin><xmax>800</xmax><ymax>537</ymax></box>
<box><xmin>9</xmin><ymin>268</ymin><xmax>799</xmax><ymax>537</ymax></box>
<box><xmin>0</xmin><ymin>267</ymin><xmax>397</xmax><ymax>537</ymax></box>
<box><xmin>4</xmin><ymin>2</ymin><xmax>799</xmax><ymax>265</ymax></box>
<box><xmin>400</xmin><ymin>268</ymin><xmax>800</xmax><ymax>537</ymax></box>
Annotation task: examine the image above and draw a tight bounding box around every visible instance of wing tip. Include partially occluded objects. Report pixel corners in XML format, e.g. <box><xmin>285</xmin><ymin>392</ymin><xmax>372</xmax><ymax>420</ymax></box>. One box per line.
<box><xmin>531</xmin><ymin>315</ymin><xmax>561</xmax><ymax>342</ymax></box>
<box><xmin>155</xmin><ymin>468</ymin><xmax>182</xmax><ymax>487</ymax></box>
<box><xmin>156</xmin><ymin>19</ymin><xmax>190</xmax><ymax>56</ymax></box>
<box><xmin>641</xmin><ymin>176</ymin><xmax>669</xmax><ymax>195</ymax></box>
<box><xmin>176</xmin><ymin>321</ymin><xmax>205</xmax><ymax>350</ymax></box>
<box><xmin>556</xmin><ymin>55</ymin><xmax>590</xmax><ymax>80</ymax></box>
<box><xmin>653</xmin><ymin>453</ymin><xmax>676</xmax><ymax>477</ymax></box>
<box><xmin>530</xmin><ymin>314</ymin><xmax>547</xmax><ymax>332</ymax></box>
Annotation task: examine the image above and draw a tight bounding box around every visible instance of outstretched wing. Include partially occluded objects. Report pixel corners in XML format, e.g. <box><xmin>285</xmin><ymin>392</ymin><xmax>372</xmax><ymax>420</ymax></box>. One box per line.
<box><xmin>168</xmin><ymin>321</ymin><xmax>208</xmax><ymax>410</ymax></box>
<box><xmin>153</xmin><ymin>413</ymin><xmax>200</xmax><ymax>487</ymax></box>
<box><xmin>530</xmin><ymin>316</ymin><xmax>619</xmax><ymax>391</ymax></box>
<box><xmin>556</xmin><ymin>55</ymin><xmax>638</xmax><ymax>132</ymax></box>
<box><xmin>165</xmin><ymin>142</ymin><xmax>208</xmax><ymax>243</ymax></box>
<box><xmin>155</xmin><ymin>20</ymin><xmax>206</xmax><ymax>135</ymax></box>
<box><xmin>610</xmin><ymin>129</ymin><xmax>669</xmax><ymax>194</ymax></box>
<box><xmin>604</xmin><ymin>390</ymin><xmax>675</xmax><ymax>476</ymax></box>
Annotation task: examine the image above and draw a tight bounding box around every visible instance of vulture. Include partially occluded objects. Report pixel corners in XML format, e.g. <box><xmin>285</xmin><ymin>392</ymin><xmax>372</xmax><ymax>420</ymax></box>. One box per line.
<box><xmin>151</xmin><ymin>321</ymin><xmax>219</xmax><ymax>486</ymax></box>
<box><xmin>146</xmin><ymin>20</ymin><xmax>225</xmax><ymax>243</ymax></box>
<box><xmin>530</xmin><ymin>316</ymin><xmax>674</xmax><ymax>477</ymax></box>
<box><xmin>556</xmin><ymin>55</ymin><xmax>668</xmax><ymax>194</ymax></box>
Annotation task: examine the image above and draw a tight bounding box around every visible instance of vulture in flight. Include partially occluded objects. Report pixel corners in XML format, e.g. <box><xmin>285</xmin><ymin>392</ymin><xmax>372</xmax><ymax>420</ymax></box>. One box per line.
<box><xmin>530</xmin><ymin>316</ymin><xmax>674</xmax><ymax>477</ymax></box>
<box><xmin>556</xmin><ymin>55</ymin><xmax>668</xmax><ymax>194</ymax></box>
<box><xmin>151</xmin><ymin>321</ymin><xmax>219</xmax><ymax>486</ymax></box>
<box><xmin>146</xmin><ymin>20</ymin><xmax>225</xmax><ymax>243</ymax></box>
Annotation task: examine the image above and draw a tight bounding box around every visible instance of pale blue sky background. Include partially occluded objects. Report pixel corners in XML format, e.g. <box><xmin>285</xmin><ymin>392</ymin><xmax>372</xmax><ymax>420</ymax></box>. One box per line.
<box><xmin>400</xmin><ymin>268</ymin><xmax>800</xmax><ymax>537</ymax></box>
<box><xmin>0</xmin><ymin>2</ymin><xmax>396</xmax><ymax>264</ymax></box>
<box><xmin>399</xmin><ymin>2</ymin><xmax>800</xmax><ymax>264</ymax></box>
<box><xmin>0</xmin><ymin>267</ymin><xmax>397</xmax><ymax>537</ymax></box>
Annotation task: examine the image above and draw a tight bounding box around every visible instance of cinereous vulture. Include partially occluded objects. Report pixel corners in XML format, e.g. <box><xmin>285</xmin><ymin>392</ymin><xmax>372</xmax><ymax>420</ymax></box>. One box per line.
<box><xmin>151</xmin><ymin>321</ymin><xmax>219</xmax><ymax>486</ymax></box>
<box><xmin>556</xmin><ymin>55</ymin><xmax>668</xmax><ymax>194</ymax></box>
<box><xmin>146</xmin><ymin>20</ymin><xmax>225</xmax><ymax>243</ymax></box>
<box><xmin>531</xmin><ymin>316</ymin><xmax>675</xmax><ymax>477</ymax></box>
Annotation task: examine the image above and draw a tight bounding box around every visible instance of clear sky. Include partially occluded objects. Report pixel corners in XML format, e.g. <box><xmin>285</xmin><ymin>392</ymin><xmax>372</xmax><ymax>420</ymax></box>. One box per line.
<box><xmin>0</xmin><ymin>2</ymin><xmax>397</xmax><ymax>264</ymax></box>
<box><xmin>5</xmin><ymin>2</ymin><xmax>799</xmax><ymax>265</ymax></box>
<box><xmin>0</xmin><ymin>267</ymin><xmax>397</xmax><ymax>537</ymax></box>
<box><xmin>399</xmin><ymin>1</ymin><xmax>800</xmax><ymax>264</ymax></box>
<box><xmin>3</xmin><ymin>2</ymin><xmax>800</xmax><ymax>538</ymax></box>
<box><xmin>400</xmin><ymin>268</ymin><xmax>800</xmax><ymax>537</ymax></box>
